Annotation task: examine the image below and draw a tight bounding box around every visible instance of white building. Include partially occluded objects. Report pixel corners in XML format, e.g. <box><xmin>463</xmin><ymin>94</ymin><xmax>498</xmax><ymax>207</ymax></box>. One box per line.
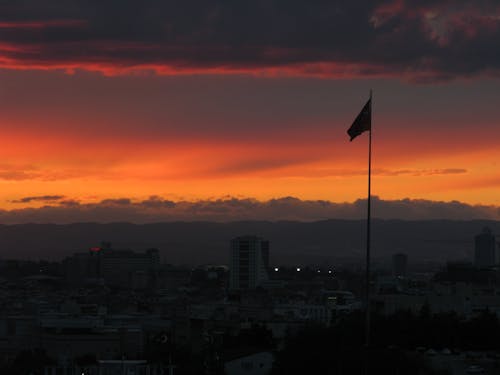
<box><xmin>229</xmin><ymin>236</ymin><xmax>269</xmax><ymax>290</ymax></box>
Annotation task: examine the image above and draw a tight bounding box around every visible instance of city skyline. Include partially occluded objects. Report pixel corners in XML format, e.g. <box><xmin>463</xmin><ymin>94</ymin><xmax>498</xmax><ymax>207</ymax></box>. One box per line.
<box><xmin>0</xmin><ymin>1</ymin><xmax>499</xmax><ymax>222</ymax></box>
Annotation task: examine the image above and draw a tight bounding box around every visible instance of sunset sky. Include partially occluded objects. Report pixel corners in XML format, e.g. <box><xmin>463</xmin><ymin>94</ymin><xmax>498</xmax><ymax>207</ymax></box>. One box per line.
<box><xmin>0</xmin><ymin>0</ymin><xmax>499</xmax><ymax>222</ymax></box>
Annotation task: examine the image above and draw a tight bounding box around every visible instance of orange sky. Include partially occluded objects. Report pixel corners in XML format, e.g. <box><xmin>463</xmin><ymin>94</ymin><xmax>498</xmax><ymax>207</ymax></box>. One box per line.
<box><xmin>1</xmin><ymin>0</ymin><xmax>499</xmax><ymax>217</ymax></box>
<box><xmin>0</xmin><ymin>91</ymin><xmax>498</xmax><ymax>211</ymax></box>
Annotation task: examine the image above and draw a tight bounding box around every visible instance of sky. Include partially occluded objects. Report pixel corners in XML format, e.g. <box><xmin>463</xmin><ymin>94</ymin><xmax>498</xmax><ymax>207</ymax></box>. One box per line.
<box><xmin>0</xmin><ymin>0</ymin><xmax>499</xmax><ymax>222</ymax></box>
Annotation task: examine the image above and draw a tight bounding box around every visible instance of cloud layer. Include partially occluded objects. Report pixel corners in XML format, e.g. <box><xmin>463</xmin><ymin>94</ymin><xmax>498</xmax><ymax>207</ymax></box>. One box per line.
<box><xmin>10</xmin><ymin>195</ymin><xmax>65</xmax><ymax>203</ymax></box>
<box><xmin>0</xmin><ymin>196</ymin><xmax>498</xmax><ymax>224</ymax></box>
<box><xmin>1</xmin><ymin>1</ymin><xmax>499</xmax><ymax>81</ymax></box>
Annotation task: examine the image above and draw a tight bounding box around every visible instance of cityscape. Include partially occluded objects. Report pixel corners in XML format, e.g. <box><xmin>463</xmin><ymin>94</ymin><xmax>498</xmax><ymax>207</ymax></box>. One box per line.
<box><xmin>0</xmin><ymin>226</ymin><xmax>499</xmax><ymax>374</ymax></box>
<box><xmin>1</xmin><ymin>1</ymin><xmax>500</xmax><ymax>374</ymax></box>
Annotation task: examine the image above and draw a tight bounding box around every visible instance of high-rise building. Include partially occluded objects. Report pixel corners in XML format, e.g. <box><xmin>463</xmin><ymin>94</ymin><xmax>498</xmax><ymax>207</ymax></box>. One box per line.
<box><xmin>474</xmin><ymin>227</ymin><xmax>496</xmax><ymax>268</ymax></box>
<box><xmin>392</xmin><ymin>253</ymin><xmax>408</xmax><ymax>277</ymax></box>
<box><xmin>229</xmin><ymin>236</ymin><xmax>269</xmax><ymax>290</ymax></box>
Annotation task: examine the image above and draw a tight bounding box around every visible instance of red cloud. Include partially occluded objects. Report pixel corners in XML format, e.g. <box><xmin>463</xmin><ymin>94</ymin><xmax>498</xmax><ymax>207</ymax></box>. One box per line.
<box><xmin>0</xmin><ymin>20</ymin><xmax>86</xmax><ymax>29</ymax></box>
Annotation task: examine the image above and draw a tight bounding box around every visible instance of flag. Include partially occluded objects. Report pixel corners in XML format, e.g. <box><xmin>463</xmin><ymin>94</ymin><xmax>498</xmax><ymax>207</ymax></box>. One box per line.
<box><xmin>347</xmin><ymin>98</ymin><xmax>371</xmax><ymax>141</ymax></box>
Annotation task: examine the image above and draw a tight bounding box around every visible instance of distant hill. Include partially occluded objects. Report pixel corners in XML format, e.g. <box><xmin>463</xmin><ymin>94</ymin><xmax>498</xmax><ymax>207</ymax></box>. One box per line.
<box><xmin>0</xmin><ymin>220</ymin><xmax>498</xmax><ymax>267</ymax></box>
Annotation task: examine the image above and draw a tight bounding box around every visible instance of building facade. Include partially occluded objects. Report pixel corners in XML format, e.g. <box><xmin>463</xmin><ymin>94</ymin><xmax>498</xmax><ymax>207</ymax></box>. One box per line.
<box><xmin>229</xmin><ymin>236</ymin><xmax>269</xmax><ymax>290</ymax></box>
<box><xmin>392</xmin><ymin>253</ymin><xmax>408</xmax><ymax>277</ymax></box>
<box><xmin>64</xmin><ymin>246</ymin><xmax>160</xmax><ymax>287</ymax></box>
<box><xmin>474</xmin><ymin>227</ymin><xmax>496</xmax><ymax>268</ymax></box>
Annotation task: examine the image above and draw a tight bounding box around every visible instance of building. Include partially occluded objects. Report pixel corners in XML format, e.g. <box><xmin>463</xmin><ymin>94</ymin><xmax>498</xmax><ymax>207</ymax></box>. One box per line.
<box><xmin>229</xmin><ymin>236</ymin><xmax>269</xmax><ymax>290</ymax></box>
<box><xmin>64</xmin><ymin>246</ymin><xmax>160</xmax><ymax>288</ymax></box>
<box><xmin>44</xmin><ymin>360</ymin><xmax>165</xmax><ymax>375</ymax></box>
<box><xmin>63</xmin><ymin>250</ymin><xmax>102</xmax><ymax>286</ymax></box>
<box><xmin>474</xmin><ymin>227</ymin><xmax>496</xmax><ymax>268</ymax></box>
<box><xmin>224</xmin><ymin>351</ymin><xmax>274</xmax><ymax>375</ymax></box>
<box><xmin>101</xmin><ymin>248</ymin><xmax>160</xmax><ymax>287</ymax></box>
<box><xmin>392</xmin><ymin>253</ymin><xmax>408</xmax><ymax>277</ymax></box>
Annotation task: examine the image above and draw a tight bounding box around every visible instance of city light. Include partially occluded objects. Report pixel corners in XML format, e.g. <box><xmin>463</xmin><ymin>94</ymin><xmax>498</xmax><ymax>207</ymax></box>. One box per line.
<box><xmin>274</xmin><ymin>267</ymin><xmax>279</xmax><ymax>272</ymax></box>
<box><xmin>296</xmin><ymin>267</ymin><xmax>301</xmax><ymax>272</ymax></box>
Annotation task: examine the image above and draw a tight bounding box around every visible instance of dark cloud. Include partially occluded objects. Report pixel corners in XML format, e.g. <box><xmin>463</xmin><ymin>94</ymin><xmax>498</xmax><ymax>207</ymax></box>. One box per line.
<box><xmin>305</xmin><ymin>168</ymin><xmax>469</xmax><ymax>178</ymax></box>
<box><xmin>210</xmin><ymin>157</ymin><xmax>312</xmax><ymax>175</ymax></box>
<box><xmin>99</xmin><ymin>198</ymin><xmax>132</xmax><ymax>206</ymax></box>
<box><xmin>0</xmin><ymin>196</ymin><xmax>497</xmax><ymax>223</ymax></box>
<box><xmin>10</xmin><ymin>195</ymin><xmax>65</xmax><ymax>203</ymax></box>
<box><xmin>139</xmin><ymin>196</ymin><xmax>176</xmax><ymax>208</ymax></box>
<box><xmin>0</xmin><ymin>1</ymin><xmax>499</xmax><ymax>81</ymax></box>
<box><xmin>375</xmin><ymin>168</ymin><xmax>468</xmax><ymax>177</ymax></box>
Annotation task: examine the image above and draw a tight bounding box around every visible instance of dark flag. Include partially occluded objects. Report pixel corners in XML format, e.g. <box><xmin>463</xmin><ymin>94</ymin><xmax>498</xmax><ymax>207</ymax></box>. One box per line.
<box><xmin>347</xmin><ymin>98</ymin><xmax>371</xmax><ymax>141</ymax></box>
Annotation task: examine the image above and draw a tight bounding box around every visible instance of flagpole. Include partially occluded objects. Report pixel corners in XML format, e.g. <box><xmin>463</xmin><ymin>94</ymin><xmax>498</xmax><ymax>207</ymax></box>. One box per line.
<box><xmin>345</xmin><ymin>90</ymin><xmax>373</xmax><ymax>353</ymax></box>
<box><xmin>365</xmin><ymin>89</ymin><xmax>372</xmax><ymax>348</ymax></box>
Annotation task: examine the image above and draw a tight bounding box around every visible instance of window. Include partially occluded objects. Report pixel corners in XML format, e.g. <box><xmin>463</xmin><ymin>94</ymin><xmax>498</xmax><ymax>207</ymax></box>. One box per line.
<box><xmin>241</xmin><ymin>361</ymin><xmax>254</xmax><ymax>370</ymax></box>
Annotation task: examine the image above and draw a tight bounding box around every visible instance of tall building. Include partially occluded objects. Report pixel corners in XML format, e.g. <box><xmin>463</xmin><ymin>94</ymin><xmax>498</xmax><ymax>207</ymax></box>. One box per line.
<box><xmin>392</xmin><ymin>253</ymin><xmax>408</xmax><ymax>277</ymax></box>
<box><xmin>229</xmin><ymin>236</ymin><xmax>269</xmax><ymax>290</ymax></box>
<box><xmin>474</xmin><ymin>227</ymin><xmax>496</xmax><ymax>268</ymax></box>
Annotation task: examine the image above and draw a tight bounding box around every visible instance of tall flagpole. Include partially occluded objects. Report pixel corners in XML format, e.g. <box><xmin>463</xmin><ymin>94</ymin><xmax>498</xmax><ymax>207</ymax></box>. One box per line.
<box><xmin>365</xmin><ymin>89</ymin><xmax>372</xmax><ymax>348</ymax></box>
<box><xmin>346</xmin><ymin>89</ymin><xmax>373</xmax><ymax>353</ymax></box>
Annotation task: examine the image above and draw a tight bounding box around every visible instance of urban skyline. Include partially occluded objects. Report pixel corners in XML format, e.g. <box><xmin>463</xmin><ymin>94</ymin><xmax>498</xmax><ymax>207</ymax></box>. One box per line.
<box><xmin>1</xmin><ymin>228</ymin><xmax>500</xmax><ymax>374</ymax></box>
